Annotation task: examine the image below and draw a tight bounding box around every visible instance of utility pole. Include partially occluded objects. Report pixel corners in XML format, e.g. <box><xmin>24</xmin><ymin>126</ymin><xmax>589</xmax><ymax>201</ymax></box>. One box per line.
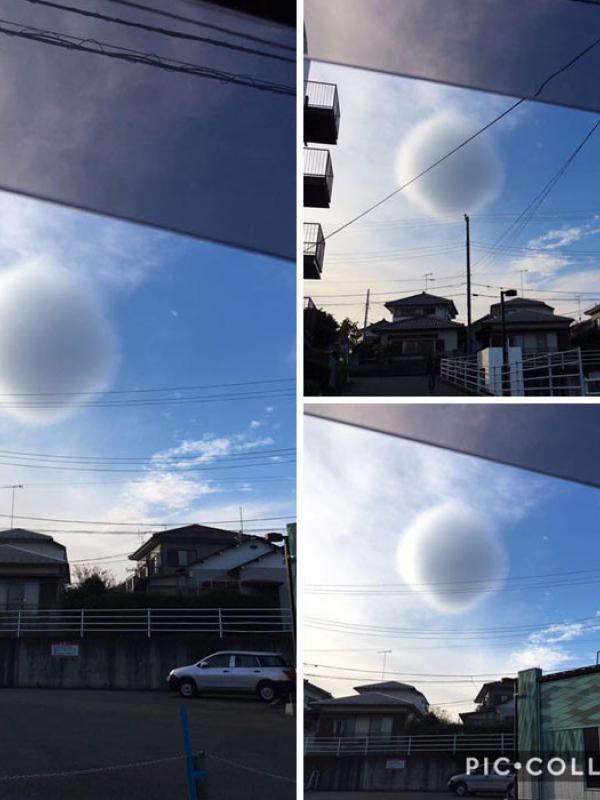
<box><xmin>576</xmin><ymin>295</ymin><xmax>582</xmax><ymax>322</ymax></box>
<box><xmin>465</xmin><ymin>214</ymin><xmax>472</xmax><ymax>354</ymax></box>
<box><xmin>378</xmin><ymin>649</ymin><xmax>392</xmax><ymax>680</ymax></box>
<box><xmin>362</xmin><ymin>288</ymin><xmax>371</xmax><ymax>340</ymax></box>
<box><xmin>239</xmin><ymin>506</ymin><xmax>244</xmax><ymax>542</ymax></box>
<box><xmin>2</xmin><ymin>485</ymin><xmax>23</xmax><ymax>528</ymax></box>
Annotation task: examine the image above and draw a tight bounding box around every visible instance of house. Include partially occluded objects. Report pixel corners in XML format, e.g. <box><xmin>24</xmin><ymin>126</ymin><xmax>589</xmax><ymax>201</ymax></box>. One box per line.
<box><xmin>518</xmin><ymin>663</ymin><xmax>600</xmax><ymax>800</ymax></box>
<box><xmin>473</xmin><ymin>298</ymin><xmax>573</xmax><ymax>355</ymax></box>
<box><xmin>459</xmin><ymin>677</ymin><xmax>516</xmax><ymax>728</ymax></box>
<box><xmin>572</xmin><ymin>302</ymin><xmax>600</xmax><ymax>348</ymax></box>
<box><xmin>304</xmin><ymin>679</ymin><xmax>333</xmax><ymax>712</ymax></box>
<box><xmin>306</xmin><ymin>680</ymin><xmax>429</xmax><ymax>738</ymax></box>
<box><xmin>0</xmin><ymin>529</ymin><xmax>70</xmax><ymax>610</ymax></box>
<box><xmin>367</xmin><ymin>292</ymin><xmax>464</xmax><ymax>359</ymax></box>
<box><xmin>126</xmin><ymin>525</ymin><xmax>289</xmax><ymax>608</ymax></box>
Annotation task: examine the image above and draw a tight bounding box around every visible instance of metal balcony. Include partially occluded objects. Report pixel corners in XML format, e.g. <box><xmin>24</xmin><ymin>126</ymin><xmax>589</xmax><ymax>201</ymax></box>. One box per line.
<box><xmin>304</xmin><ymin>223</ymin><xmax>325</xmax><ymax>279</ymax></box>
<box><xmin>304</xmin><ymin>148</ymin><xmax>333</xmax><ymax>208</ymax></box>
<box><xmin>304</xmin><ymin>81</ymin><xmax>340</xmax><ymax>145</ymax></box>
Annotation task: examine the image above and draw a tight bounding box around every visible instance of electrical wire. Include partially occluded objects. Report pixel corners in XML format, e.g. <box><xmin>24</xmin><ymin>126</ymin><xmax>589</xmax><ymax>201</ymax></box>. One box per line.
<box><xmin>0</xmin><ymin>19</ymin><xmax>294</xmax><ymax>96</ymax></box>
<box><xmin>324</xmin><ymin>32</ymin><xmax>600</xmax><ymax>239</ymax></box>
<box><xmin>103</xmin><ymin>0</ymin><xmax>295</xmax><ymax>52</ymax></box>
<box><xmin>21</xmin><ymin>0</ymin><xmax>295</xmax><ymax>63</ymax></box>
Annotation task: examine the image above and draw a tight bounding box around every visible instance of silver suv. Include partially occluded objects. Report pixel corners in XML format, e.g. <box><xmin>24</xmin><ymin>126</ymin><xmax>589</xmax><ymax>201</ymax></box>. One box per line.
<box><xmin>167</xmin><ymin>650</ymin><xmax>295</xmax><ymax>702</ymax></box>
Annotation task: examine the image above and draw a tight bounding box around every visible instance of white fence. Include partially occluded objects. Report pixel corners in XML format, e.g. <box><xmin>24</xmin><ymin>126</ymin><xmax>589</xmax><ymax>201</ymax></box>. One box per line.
<box><xmin>0</xmin><ymin>607</ymin><xmax>293</xmax><ymax>638</ymax></box>
<box><xmin>305</xmin><ymin>732</ymin><xmax>515</xmax><ymax>757</ymax></box>
<box><xmin>441</xmin><ymin>348</ymin><xmax>600</xmax><ymax>396</ymax></box>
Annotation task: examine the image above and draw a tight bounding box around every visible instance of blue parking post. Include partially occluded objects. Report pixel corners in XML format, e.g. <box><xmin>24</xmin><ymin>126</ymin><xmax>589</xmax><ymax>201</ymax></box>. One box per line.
<box><xmin>180</xmin><ymin>705</ymin><xmax>208</xmax><ymax>799</ymax></box>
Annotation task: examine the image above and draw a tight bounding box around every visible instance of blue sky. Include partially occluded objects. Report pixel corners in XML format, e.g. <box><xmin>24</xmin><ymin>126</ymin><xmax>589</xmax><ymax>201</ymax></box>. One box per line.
<box><xmin>305</xmin><ymin>62</ymin><xmax>600</xmax><ymax>326</ymax></box>
<box><xmin>304</xmin><ymin>415</ymin><xmax>600</xmax><ymax>717</ymax></box>
<box><xmin>0</xmin><ymin>191</ymin><xmax>296</xmax><ymax>577</ymax></box>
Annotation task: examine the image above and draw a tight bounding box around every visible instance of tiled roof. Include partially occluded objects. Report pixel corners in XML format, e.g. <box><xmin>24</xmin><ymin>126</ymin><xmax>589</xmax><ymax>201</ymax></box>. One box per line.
<box><xmin>385</xmin><ymin>292</ymin><xmax>456</xmax><ymax>307</ymax></box>
<box><xmin>375</xmin><ymin>317</ymin><xmax>463</xmax><ymax>331</ymax></box>
<box><xmin>314</xmin><ymin>691</ymin><xmax>421</xmax><ymax>708</ymax></box>
<box><xmin>0</xmin><ymin>544</ymin><xmax>66</xmax><ymax>565</ymax></box>
<box><xmin>0</xmin><ymin>528</ymin><xmax>55</xmax><ymax>542</ymax></box>
<box><xmin>479</xmin><ymin>310</ymin><xmax>573</xmax><ymax>326</ymax></box>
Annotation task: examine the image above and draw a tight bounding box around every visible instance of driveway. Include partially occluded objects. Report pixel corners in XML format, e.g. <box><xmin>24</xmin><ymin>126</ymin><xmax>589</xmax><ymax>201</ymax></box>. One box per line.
<box><xmin>305</xmin><ymin>794</ymin><xmax>453</xmax><ymax>799</ymax></box>
<box><xmin>0</xmin><ymin>689</ymin><xmax>295</xmax><ymax>799</ymax></box>
<box><xmin>342</xmin><ymin>376</ymin><xmax>467</xmax><ymax>396</ymax></box>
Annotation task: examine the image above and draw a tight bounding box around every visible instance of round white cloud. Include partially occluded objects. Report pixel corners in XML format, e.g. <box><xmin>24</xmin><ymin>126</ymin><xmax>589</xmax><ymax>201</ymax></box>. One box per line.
<box><xmin>395</xmin><ymin>112</ymin><xmax>504</xmax><ymax>219</ymax></box>
<box><xmin>397</xmin><ymin>501</ymin><xmax>508</xmax><ymax>613</ymax></box>
<box><xmin>0</xmin><ymin>263</ymin><xmax>119</xmax><ymax>424</ymax></box>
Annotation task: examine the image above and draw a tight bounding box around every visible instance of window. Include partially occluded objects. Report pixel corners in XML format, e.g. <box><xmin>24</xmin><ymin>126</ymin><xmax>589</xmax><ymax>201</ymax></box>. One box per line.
<box><xmin>584</xmin><ymin>727</ymin><xmax>600</xmax><ymax>788</ymax></box>
<box><xmin>166</xmin><ymin>549</ymin><xmax>197</xmax><ymax>567</ymax></box>
<box><xmin>7</xmin><ymin>583</ymin><xmax>25</xmax><ymax>610</ymax></box>
<box><xmin>234</xmin><ymin>655</ymin><xmax>260</xmax><ymax>668</ymax></box>
<box><xmin>258</xmin><ymin>655</ymin><xmax>286</xmax><ymax>667</ymax></box>
<box><xmin>202</xmin><ymin>654</ymin><xmax>232</xmax><ymax>668</ymax></box>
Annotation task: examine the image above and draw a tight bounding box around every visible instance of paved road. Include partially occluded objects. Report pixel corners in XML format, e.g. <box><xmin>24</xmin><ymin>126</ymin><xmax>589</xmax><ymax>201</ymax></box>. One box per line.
<box><xmin>342</xmin><ymin>376</ymin><xmax>467</xmax><ymax>396</ymax></box>
<box><xmin>0</xmin><ymin>689</ymin><xmax>295</xmax><ymax>799</ymax></box>
<box><xmin>305</xmin><ymin>794</ymin><xmax>453</xmax><ymax>799</ymax></box>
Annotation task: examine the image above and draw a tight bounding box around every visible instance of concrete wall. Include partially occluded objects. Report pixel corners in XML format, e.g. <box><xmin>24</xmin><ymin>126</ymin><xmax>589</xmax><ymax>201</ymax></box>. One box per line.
<box><xmin>0</xmin><ymin>634</ymin><xmax>293</xmax><ymax>690</ymax></box>
<box><xmin>305</xmin><ymin>754</ymin><xmax>468</xmax><ymax>792</ymax></box>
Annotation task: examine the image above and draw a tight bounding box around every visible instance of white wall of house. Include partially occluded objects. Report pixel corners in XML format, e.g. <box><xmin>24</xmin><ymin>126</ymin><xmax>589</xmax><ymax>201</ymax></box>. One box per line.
<box><xmin>356</xmin><ymin>686</ymin><xmax>429</xmax><ymax>715</ymax></box>
<box><xmin>0</xmin><ymin>580</ymin><xmax>41</xmax><ymax>609</ymax></box>
<box><xmin>4</xmin><ymin>541</ymin><xmax>66</xmax><ymax>561</ymax></box>
<box><xmin>382</xmin><ymin>329</ymin><xmax>459</xmax><ymax>353</ymax></box>
<box><xmin>391</xmin><ymin>304</ymin><xmax>452</xmax><ymax>322</ymax></box>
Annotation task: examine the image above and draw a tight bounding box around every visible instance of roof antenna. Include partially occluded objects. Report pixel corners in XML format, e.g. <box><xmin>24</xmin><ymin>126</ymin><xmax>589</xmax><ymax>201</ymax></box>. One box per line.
<box><xmin>1</xmin><ymin>485</ymin><xmax>24</xmax><ymax>528</ymax></box>
<box><xmin>239</xmin><ymin>506</ymin><xmax>244</xmax><ymax>541</ymax></box>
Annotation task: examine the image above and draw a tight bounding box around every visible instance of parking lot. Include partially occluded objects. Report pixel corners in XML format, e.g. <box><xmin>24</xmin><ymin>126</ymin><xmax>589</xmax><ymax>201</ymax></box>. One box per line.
<box><xmin>0</xmin><ymin>689</ymin><xmax>295</xmax><ymax>799</ymax></box>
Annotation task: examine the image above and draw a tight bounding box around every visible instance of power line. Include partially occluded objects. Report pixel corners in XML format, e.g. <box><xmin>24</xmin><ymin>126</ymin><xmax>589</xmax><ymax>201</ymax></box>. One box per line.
<box><xmin>307</xmin><ymin>565</ymin><xmax>600</xmax><ymax>589</ymax></box>
<box><xmin>9</xmin><ymin>476</ymin><xmax>295</xmax><ymax>488</ymax></box>
<box><xmin>0</xmin><ymin>388</ymin><xmax>295</xmax><ymax>409</ymax></box>
<box><xmin>0</xmin><ymin>376</ymin><xmax>294</xmax><ymax>398</ymax></box>
<box><xmin>21</xmin><ymin>0</ymin><xmax>295</xmax><ymax>63</ymax></box>
<box><xmin>304</xmin><ymin>672</ymin><xmax>506</xmax><ymax>685</ymax></box>
<box><xmin>0</xmin><ymin>457</ymin><xmax>295</xmax><ymax>474</ymax></box>
<box><xmin>103</xmin><ymin>0</ymin><xmax>295</xmax><ymax>52</ymax></box>
<box><xmin>474</xmin><ymin>117</ymin><xmax>600</xmax><ymax>270</ymax></box>
<box><xmin>304</xmin><ymin>662</ymin><xmax>514</xmax><ymax>678</ymax></box>
<box><xmin>0</xmin><ymin>446</ymin><xmax>295</xmax><ymax>464</ymax></box>
<box><xmin>0</xmin><ymin>19</ymin><xmax>294</xmax><ymax>96</ymax></box>
<box><xmin>0</xmin><ymin>511</ymin><xmax>295</xmax><ymax>528</ymax></box>
<box><xmin>324</xmin><ymin>31</ymin><xmax>600</xmax><ymax>239</ymax></box>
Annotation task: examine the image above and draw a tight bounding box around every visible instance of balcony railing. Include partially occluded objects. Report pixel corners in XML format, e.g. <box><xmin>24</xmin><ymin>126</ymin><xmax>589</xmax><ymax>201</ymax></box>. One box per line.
<box><xmin>304</xmin><ymin>147</ymin><xmax>334</xmax><ymax>208</ymax></box>
<box><xmin>304</xmin><ymin>81</ymin><xmax>340</xmax><ymax>145</ymax></box>
<box><xmin>304</xmin><ymin>222</ymin><xmax>326</xmax><ymax>279</ymax></box>
<box><xmin>305</xmin><ymin>733</ymin><xmax>515</xmax><ymax>757</ymax></box>
<box><xmin>0</xmin><ymin>608</ymin><xmax>293</xmax><ymax>638</ymax></box>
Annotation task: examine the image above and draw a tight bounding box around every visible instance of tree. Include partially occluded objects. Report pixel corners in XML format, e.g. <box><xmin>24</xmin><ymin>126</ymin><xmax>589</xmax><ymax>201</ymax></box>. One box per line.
<box><xmin>304</xmin><ymin>307</ymin><xmax>339</xmax><ymax>349</ymax></box>
<box><xmin>338</xmin><ymin>317</ymin><xmax>362</xmax><ymax>346</ymax></box>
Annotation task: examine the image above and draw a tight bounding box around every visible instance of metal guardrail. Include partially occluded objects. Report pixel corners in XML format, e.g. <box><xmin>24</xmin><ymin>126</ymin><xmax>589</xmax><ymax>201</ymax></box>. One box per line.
<box><xmin>305</xmin><ymin>80</ymin><xmax>340</xmax><ymax>113</ymax></box>
<box><xmin>305</xmin><ymin>733</ymin><xmax>515</xmax><ymax>756</ymax></box>
<box><xmin>304</xmin><ymin>147</ymin><xmax>334</xmax><ymax>190</ymax></box>
<box><xmin>0</xmin><ymin>608</ymin><xmax>293</xmax><ymax>638</ymax></box>
<box><xmin>441</xmin><ymin>348</ymin><xmax>597</xmax><ymax>396</ymax></box>
<box><xmin>304</xmin><ymin>222</ymin><xmax>326</xmax><ymax>271</ymax></box>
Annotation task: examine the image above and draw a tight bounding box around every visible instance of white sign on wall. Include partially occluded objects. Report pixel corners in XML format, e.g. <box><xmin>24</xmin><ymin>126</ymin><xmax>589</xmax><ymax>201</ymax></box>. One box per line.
<box><xmin>51</xmin><ymin>642</ymin><xmax>79</xmax><ymax>658</ymax></box>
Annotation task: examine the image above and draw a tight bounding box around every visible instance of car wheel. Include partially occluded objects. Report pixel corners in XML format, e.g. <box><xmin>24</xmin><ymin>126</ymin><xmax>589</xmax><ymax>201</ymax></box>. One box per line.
<box><xmin>454</xmin><ymin>782</ymin><xmax>469</xmax><ymax>797</ymax></box>
<box><xmin>257</xmin><ymin>681</ymin><xmax>277</xmax><ymax>702</ymax></box>
<box><xmin>178</xmin><ymin>678</ymin><xmax>197</xmax><ymax>699</ymax></box>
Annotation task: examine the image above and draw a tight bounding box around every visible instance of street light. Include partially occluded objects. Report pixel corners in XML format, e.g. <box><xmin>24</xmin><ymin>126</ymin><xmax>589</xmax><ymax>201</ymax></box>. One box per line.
<box><xmin>473</xmin><ymin>289</ymin><xmax>518</xmax><ymax>395</ymax></box>
<box><xmin>500</xmin><ymin>289</ymin><xmax>518</xmax><ymax>396</ymax></box>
